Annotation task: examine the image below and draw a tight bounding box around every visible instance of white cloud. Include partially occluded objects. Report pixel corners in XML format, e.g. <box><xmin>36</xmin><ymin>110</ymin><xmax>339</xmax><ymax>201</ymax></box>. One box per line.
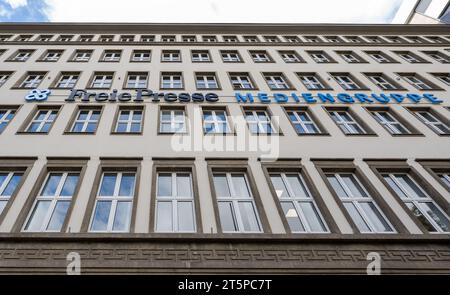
<box><xmin>46</xmin><ymin>0</ymin><xmax>404</xmax><ymax>23</ymax></box>
<box><xmin>5</xmin><ymin>0</ymin><xmax>28</xmax><ymax>9</ymax></box>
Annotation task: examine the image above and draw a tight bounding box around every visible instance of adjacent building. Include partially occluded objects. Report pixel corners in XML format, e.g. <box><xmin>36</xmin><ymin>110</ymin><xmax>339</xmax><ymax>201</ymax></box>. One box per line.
<box><xmin>0</xmin><ymin>23</ymin><xmax>449</xmax><ymax>274</ymax></box>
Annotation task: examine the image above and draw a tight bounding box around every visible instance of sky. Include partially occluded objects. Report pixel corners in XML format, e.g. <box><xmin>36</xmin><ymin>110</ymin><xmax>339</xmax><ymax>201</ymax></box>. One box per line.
<box><xmin>0</xmin><ymin>0</ymin><xmax>414</xmax><ymax>23</ymax></box>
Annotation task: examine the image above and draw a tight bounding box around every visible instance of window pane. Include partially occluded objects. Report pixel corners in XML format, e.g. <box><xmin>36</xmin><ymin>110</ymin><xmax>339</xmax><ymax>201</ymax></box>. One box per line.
<box><xmin>218</xmin><ymin>202</ymin><xmax>237</xmax><ymax>232</ymax></box>
<box><xmin>299</xmin><ymin>202</ymin><xmax>327</xmax><ymax>232</ymax></box>
<box><xmin>112</xmin><ymin>201</ymin><xmax>132</xmax><ymax>231</ymax></box>
<box><xmin>343</xmin><ymin>202</ymin><xmax>371</xmax><ymax>232</ymax></box>
<box><xmin>341</xmin><ymin>174</ymin><xmax>367</xmax><ymax>198</ymax></box>
<box><xmin>213</xmin><ymin>174</ymin><xmax>231</xmax><ymax>197</ymax></box>
<box><xmin>60</xmin><ymin>174</ymin><xmax>79</xmax><ymax>197</ymax></box>
<box><xmin>46</xmin><ymin>201</ymin><xmax>70</xmax><ymax>231</ymax></box>
<box><xmin>270</xmin><ymin>175</ymin><xmax>288</xmax><ymax>198</ymax></box>
<box><xmin>178</xmin><ymin>201</ymin><xmax>195</xmax><ymax>232</ymax></box>
<box><xmin>156</xmin><ymin>201</ymin><xmax>172</xmax><ymax>232</ymax></box>
<box><xmin>327</xmin><ymin>176</ymin><xmax>348</xmax><ymax>198</ymax></box>
<box><xmin>359</xmin><ymin>202</ymin><xmax>392</xmax><ymax>232</ymax></box>
<box><xmin>176</xmin><ymin>174</ymin><xmax>191</xmax><ymax>197</ymax></box>
<box><xmin>41</xmin><ymin>173</ymin><xmax>62</xmax><ymax>196</ymax></box>
<box><xmin>286</xmin><ymin>175</ymin><xmax>309</xmax><ymax>198</ymax></box>
<box><xmin>118</xmin><ymin>173</ymin><xmax>135</xmax><ymax>196</ymax></box>
<box><xmin>238</xmin><ymin>201</ymin><xmax>260</xmax><ymax>232</ymax></box>
<box><xmin>232</xmin><ymin>175</ymin><xmax>250</xmax><ymax>198</ymax></box>
<box><xmin>91</xmin><ymin>201</ymin><xmax>112</xmax><ymax>231</ymax></box>
<box><xmin>25</xmin><ymin>200</ymin><xmax>51</xmax><ymax>231</ymax></box>
<box><xmin>405</xmin><ymin>202</ymin><xmax>437</xmax><ymax>232</ymax></box>
<box><xmin>99</xmin><ymin>173</ymin><xmax>117</xmax><ymax>196</ymax></box>
<box><xmin>395</xmin><ymin>175</ymin><xmax>427</xmax><ymax>198</ymax></box>
<box><xmin>0</xmin><ymin>201</ymin><xmax>7</xmax><ymax>215</ymax></box>
<box><xmin>157</xmin><ymin>174</ymin><xmax>172</xmax><ymax>196</ymax></box>
<box><xmin>2</xmin><ymin>174</ymin><xmax>22</xmax><ymax>196</ymax></box>
<box><xmin>116</xmin><ymin>123</ymin><xmax>127</xmax><ymax>132</ymax></box>
<box><xmin>420</xmin><ymin>202</ymin><xmax>450</xmax><ymax>232</ymax></box>
<box><xmin>281</xmin><ymin>201</ymin><xmax>304</xmax><ymax>232</ymax></box>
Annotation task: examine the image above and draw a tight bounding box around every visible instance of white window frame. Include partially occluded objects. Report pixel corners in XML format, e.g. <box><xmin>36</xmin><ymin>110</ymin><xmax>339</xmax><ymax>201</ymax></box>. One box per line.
<box><xmin>73</xmin><ymin>51</ymin><xmax>91</xmax><ymax>62</ymax></box>
<box><xmin>12</xmin><ymin>51</ymin><xmax>32</xmax><ymax>61</ymax></box>
<box><xmin>310</xmin><ymin>53</ymin><xmax>330</xmax><ymax>63</ymax></box>
<box><xmin>56</xmin><ymin>73</ymin><xmax>78</xmax><ymax>88</ymax></box>
<box><xmin>398</xmin><ymin>53</ymin><xmax>420</xmax><ymax>63</ymax></box>
<box><xmin>0</xmin><ymin>73</ymin><xmax>10</xmax><ymax>87</ymax></box>
<box><xmin>368</xmin><ymin>75</ymin><xmax>397</xmax><ymax>90</ymax></box>
<box><xmin>91</xmin><ymin>74</ymin><xmax>113</xmax><ymax>88</ymax></box>
<box><xmin>371</xmin><ymin>111</ymin><xmax>410</xmax><ymax>135</ymax></box>
<box><xmin>230</xmin><ymin>74</ymin><xmax>254</xmax><ymax>89</ymax></box>
<box><xmin>244</xmin><ymin>110</ymin><xmax>277</xmax><ymax>134</ymax></box>
<box><xmin>221</xmin><ymin>51</ymin><xmax>240</xmax><ymax>62</ymax></box>
<box><xmin>155</xmin><ymin>172</ymin><xmax>196</xmax><ymax>233</ymax></box>
<box><xmin>23</xmin><ymin>172</ymin><xmax>79</xmax><ymax>232</ymax></box>
<box><xmin>89</xmin><ymin>172</ymin><xmax>136</xmax><ymax>233</ymax></box>
<box><xmin>43</xmin><ymin>51</ymin><xmax>61</xmax><ymax>61</ymax></box>
<box><xmin>102</xmin><ymin>51</ymin><xmax>121</xmax><ymax>62</ymax></box>
<box><xmin>71</xmin><ymin>109</ymin><xmax>101</xmax><ymax>133</ymax></box>
<box><xmin>131</xmin><ymin>51</ymin><xmax>151</xmax><ymax>62</ymax></box>
<box><xmin>195</xmin><ymin>73</ymin><xmax>218</xmax><ymax>89</ymax></box>
<box><xmin>434</xmin><ymin>74</ymin><xmax>450</xmax><ymax>86</ymax></box>
<box><xmin>161</xmin><ymin>73</ymin><xmax>183</xmax><ymax>89</ymax></box>
<box><xmin>333</xmin><ymin>74</ymin><xmax>361</xmax><ymax>90</ymax></box>
<box><xmin>414</xmin><ymin>110</ymin><xmax>450</xmax><ymax>135</ymax></box>
<box><xmin>383</xmin><ymin>173</ymin><xmax>450</xmax><ymax>233</ymax></box>
<box><xmin>0</xmin><ymin>171</ymin><xmax>22</xmax><ymax>215</ymax></box>
<box><xmin>115</xmin><ymin>109</ymin><xmax>143</xmax><ymax>133</ymax></box>
<box><xmin>251</xmin><ymin>51</ymin><xmax>271</xmax><ymax>62</ymax></box>
<box><xmin>264</xmin><ymin>74</ymin><xmax>290</xmax><ymax>89</ymax></box>
<box><xmin>19</xmin><ymin>73</ymin><xmax>44</xmax><ymax>88</ymax></box>
<box><xmin>159</xmin><ymin>109</ymin><xmax>186</xmax><ymax>133</ymax></box>
<box><xmin>280</xmin><ymin>52</ymin><xmax>300</xmax><ymax>63</ymax></box>
<box><xmin>370</xmin><ymin>53</ymin><xmax>390</xmax><ymax>63</ymax></box>
<box><xmin>439</xmin><ymin>173</ymin><xmax>450</xmax><ymax>189</ymax></box>
<box><xmin>427</xmin><ymin>53</ymin><xmax>449</xmax><ymax>63</ymax></box>
<box><xmin>214</xmin><ymin>172</ymin><xmax>262</xmax><ymax>233</ymax></box>
<box><xmin>26</xmin><ymin>109</ymin><xmax>58</xmax><ymax>133</ymax></box>
<box><xmin>298</xmin><ymin>74</ymin><xmax>326</xmax><ymax>90</ymax></box>
<box><xmin>0</xmin><ymin>109</ymin><xmax>15</xmax><ymax>133</ymax></box>
<box><xmin>161</xmin><ymin>51</ymin><xmax>181</xmax><ymax>62</ymax></box>
<box><xmin>126</xmin><ymin>73</ymin><xmax>148</xmax><ymax>89</ymax></box>
<box><xmin>329</xmin><ymin>110</ymin><xmax>366</xmax><ymax>135</ymax></box>
<box><xmin>328</xmin><ymin>173</ymin><xmax>395</xmax><ymax>233</ymax></box>
<box><xmin>341</xmin><ymin>53</ymin><xmax>360</xmax><ymax>63</ymax></box>
<box><xmin>191</xmin><ymin>51</ymin><xmax>210</xmax><ymax>62</ymax></box>
<box><xmin>287</xmin><ymin>110</ymin><xmax>321</xmax><ymax>134</ymax></box>
<box><xmin>402</xmin><ymin>75</ymin><xmax>433</xmax><ymax>90</ymax></box>
<box><xmin>202</xmin><ymin>109</ymin><xmax>231</xmax><ymax>134</ymax></box>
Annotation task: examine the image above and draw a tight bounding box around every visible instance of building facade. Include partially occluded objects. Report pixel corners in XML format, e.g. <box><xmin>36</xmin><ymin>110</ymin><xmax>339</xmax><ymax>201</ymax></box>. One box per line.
<box><xmin>0</xmin><ymin>23</ymin><xmax>449</xmax><ymax>274</ymax></box>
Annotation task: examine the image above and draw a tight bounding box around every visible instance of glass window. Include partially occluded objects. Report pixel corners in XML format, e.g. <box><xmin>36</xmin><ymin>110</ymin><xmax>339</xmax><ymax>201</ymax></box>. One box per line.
<box><xmin>90</xmin><ymin>73</ymin><xmax>113</xmax><ymax>88</ymax></box>
<box><xmin>161</xmin><ymin>50</ymin><xmax>181</xmax><ymax>62</ymax></box>
<box><xmin>367</xmin><ymin>52</ymin><xmax>394</xmax><ymax>63</ymax></box>
<box><xmin>55</xmin><ymin>72</ymin><xmax>79</xmax><ymax>88</ymax></box>
<box><xmin>366</xmin><ymin>74</ymin><xmax>399</xmax><ymax>90</ymax></box>
<box><xmin>0</xmin><ymin>72</ymin><xmax>12</xmax><ymax>87</ymax></box>
<box><xmin>0</xmin><ymin>108</ymin><xmax>16</xmax><ymax>134</ymax></box>
<box><xmin>279</xmin><ymin>51</ymin><xmax>302</xmax><ymax>63</ymax></box>
<box><xmin>287</xmin><ymin>109</ymin><xmax>321</xmax><ymax>134</ymax></box>
<box><xmin>400</xmin><ymin>74</ymin><xmax>435</xmax><ymax>90</ymax></box>
<box><xmin>42</xmin><ymin>50</ymin><xmax>62</xmax><ymax>61</ymax></box>
<box><xmin>70</xmin><ymin>108</ymin><xmax>101</xmax><ymax>133</ymax></box>
<box><xmin>327</xmin><ymin>173</ymin><xmax>394</xmax><ymax>233</ymax></box>
<box><xmin>230</xmin><ymin>73</ymin><xmax>254</xmax><ymax>89</ymax></box>
<box><xmin>155</xmin><ymin>172</ymin><xmax>196</xmax><ymax>232</ymax></box>
<box><xmin>250</xmin><ymin>51</ymin><xmax>271</xmax><ymax>62</ymax></box>
<box><xmin>423</xmin><ymin>51</ymin><xmax>450</xmax><ymax>63</ymax></box>
<box><xmin>26</xmin><ymin>109</ymin><xmax>59</xmax><ymax>133</ymax></box>
<box><xmin>191</xmin><ymin>50</ymin><xmax>211</xmax><ymax>62</ymax></box>
<box><xmin>19</xmin><ymin>72</ymin><xmax>45</xmax><ymax>88</ymax></box>
<box><xmin>0</xmin><ymin>172</ymin><xmax>23</xmax><ymax>215</ymax></box>
<box><xmin>90</xmin><ymin>172</ymin><xmax>136</xmax><ymax>232</ymax></box>
<box><xmin>159</xmin><ymin>109</ymin><xmax>186</xmax><ymax>133</ymax></box>
<box><xmin>297</xmin><ymin>73</ymin><xmax>327</xmax><ymax>90</ymax></box>
<box><xmin>221</xmin><ymin>51</ymin><xmax>241</xmax><ymax>62</ymax></box>
<box><xmin>438</xmin><ymin>173</ymin><xmax>450</xmax><ymax>189</ymax></box>
<box><xmin>332</xmin><ymin>74</ymin><xmax>362</xmax><ymax>90</ymax></box>
<box><xmin>101</xmin><ymin>50</ymin><xmax>121</xmax><ymax>62</ymax></box>
<box><xmin>270</xmin><ymin>173</ymin><xmax>328</xmax><ymax>233</ymax></box>
<box><xmin>131</xmin><ymin>50</ymin><xmax>151</xmax><ymax>62</ymax></box>
<box><xmin>432</xmin><ymin>73</ymin><xmax>450</xmax><ymax>86</ymax></box>
<box><xmin>412</xmin><ymin>109</ymin><xmax>450</xmax><ymax>135</ymax></box>
<box><xmin>24</xmin><ymin>172</ymin><xmax>79</xmax><ymax>232</ymax></box>
<box><xmin>161</xmin><ymin>73</ymin><xmax>183</xmax><ymax>89</ymax></box>
<box><xmin>202</xmin><ymin>109</ymin><xmax>230</xmax><ymax>134</ymax></box>
<box><xmin>244</xmin><ymin>109</ymin><xmax>277</xmax><ymax>134</ymax></box>
<box><xmin>213</xmin><ymin>172</ymin><xmax>262</xmax><ymax>233</ymax></box>
<box><xmin>371</xmin><ymin>110</ymin><xmax>411</xmax><ymax>135</ymax></box>
<box><xmin>383</xmin><ymin>173</ymin><xmax>450</xmax><ymax>233</ymax></box>
<box><xmin>126</xmin><ymin>73</ymin><xmax>148</xmax><ymax>89</ymax></box>
<box><xmin>328</xmin><ymin>110</ymin><xmax>367</xmax><ymax>135</ymax></box>
<box><xmin>11</xmin><ymin>50</ymin><xmax>33</xmax><ymax>61</ymax></box>
<box><xmin>195</xmin><ymin>73</ymin><xmax>219</xmax><ymax>89</ymax></box>
<box><xmin>72</xmin><ymin>50</ymin><xmax>92</xmax><ymax>62</ymax></box>
<box><xmin>263</xmin><ymin>73</ymin><xmax>290</xmax><ymax>90</ymax></box>
<box><xmin>115</xmin><ymin>108</ymin><xmax>143</xmax><ymax>133</ymax></box>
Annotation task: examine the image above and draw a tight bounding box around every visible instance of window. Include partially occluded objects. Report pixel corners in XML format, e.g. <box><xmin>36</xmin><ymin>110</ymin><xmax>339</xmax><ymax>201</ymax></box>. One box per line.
<box><xmin>229</xmin><ymin>73</ymin><xmax>255</xmax><ymax>90</ymax></box>
<box><xmin>345</xmin><ymin>36</ymin><xmax>363</xmax><ymax>43</ymax></box>
<box><xmin>425</xmin><ymin>36</ymin><xmax>445</xmax><ymax>43</ymax></box>
<box><xmin>270</xmin><ymin>172</ymin><xmax>328</xmax><ymax>233</ymax></box>
<box><xmin>308</xmin><ymin>51</ymin><xmax>334</xmax><ymax>63</ymax></box>
<box><xmin>366</xmin><ymin>51</ymin><xmax>396</xmax><ymax>63</ymax></box>
<box><xmin>70</xmin><ymin>108</ymin><xmax>101</xmax><ymax>133</ymax></box>
<box><xmin>114</xmin><ymin>108</ymin><xmax>143</xmax><ymax>133</ymax></box>
<box><xmin>370</xmin><ymin>109</ymin><xmax>411</xmax><ymax>135</ymax></box>
<box><xmin>58</xmin><ymin>35</ymin><xmax>73</xmax><ymax>42</ymax></box>
<box><xmin>195</xmin><ymin>72</ymin><xmax>219</xmax><ymax>89</ymax></box>
<box><xmin>0</xmin><ymin>72</ymin><xmax>12</xmax><ymax>87</ymax></box>
<box><xmin>72</xmin><ymin>50</ymin><xmax>92</xmax><ymax>62</ymax></box>
<box><xmin>278</xmin><ymin>51</ymin><xmax>302</xmax><ymax>63</ymax></box>
<box><xmin>405</xmin><ymin>36</ymin><xmax>425</xmax><ymax>43</ymax></box>
<box><xmin>399</xmin><ymin>74</ymin><xmax>437</xmax><ymax>90</ymax></box>
<box><xmin>263</xmin><ymin>73</ymin><xmax>291</xmax><ymax>90</ymax></box>
<box><xmin>282</xmin><ymin>36</ymin><xmax>298</xmax><ymax>43</ymax></box>
<box><xmin>41</xmin><ymin>50</ymin><xmax>63</xmax><ymax>62</ymax></box>
<box><xmin>160</xmin><ymin>72</ymin><xmax>183</xmax><ymax>89</ymax></box>
<box><xmin>286</xmin><ymin>109</ymin><xmax>322</xmax><ymax>134</ymax></box>
<box><xmin>191</xmin><ymin>50</ymin><xmax>211</xmax><ymax>62</ymax></box>
<box><xmin>365</xmin><ymin>73</ymin><xmax>401</xmax><ymax>90</ymax></box>
<box><xmin>331</xmin><ymin>73</ymin><xmax>363</xmax><ymax>90</ymax></box>
<box><xmin>0</xmin><ymin>35</ymin><xmax>12</xmax><ymax>41</ymax></box>
<box><xmin>438</xmin><ymin>173</ymin><xmax>450</xmax><ymax>189</ymax></box>
<box><xmin>26</xmin><ymin>108</ymin><xmax>59</xmax><ymax>133</ymax></box>
<box><xmin>155</xmin><ymin>172</ymin><xmax>196</xmax><ymax>232</ymax></box>
<box><xmin>159</xmin><ymin>108</ymin><xmax>186</xmax><ymax>133</ymax></box>
<box><xmin>202</xmin><ymin>35</ymin><xmax>217</xmax><ymax>42</ymax></box>
<box><xmin>337</xmin><ymin>51</ymin><xmax>365</xmax><ymax>63</ymax></box>
<box><xmin>213</xmin><ymin>172</ymin><xmax>262</xmax><ymax>233</ymax></box>
<box><xmin>432</xmin><ymin>73</ymin><xmax>450</xmax><ymax>86</ymax></box>
<box><xmin>90</xmin><ymin>72</ymin><xmax>114</xmax><ymax>89</ymax></box>
<box><xmin>16</xmin><ymin>35</ymin><xmax>32</xmax><ymax>41</ymax></box>
<box><xmin>221</xmin><ymin>50</ymin><xmax>241</xmax><ymax>62</ymax></box>
<box><xmin>328</xmin><ymin>109</ymin><xmax>368</xmax><ymax>135</ymax></box>
<box><xmin>244</xmin><ymin>109</ymin><xmax>277</xmax><ymax>134</ymax></box>
<box><xmin>10</xmin><ymin>50</ymin><xmax>34</xmax><ymax>61</ymax></box>
<box><xmin>120</xmin><ymin>35</ymin><xmax>134</xmax><ymax>42</ymax></box>
<box><xmin>365</xmin><ymin>36</ymin><xmax>383</xmax><ymax>43</ymax></box>
<box><xmin>101</xmin><ymin>50</ymin><xmax>121</xmax><ymax>62</ymax></box>
<box><xmin>243</xmin><ymin>36</ymin><xmax>259</xmax><ymax>42</ymax></box>
<box><xmin>410</xmin><ymin>108</ymin><xmax>450</xmax><ymax>135</ymax></box>
<box><xmin>90</xmin><ymin>172</ymin><xmax>136</xmax><ymax>232</ymax></box>
<box><xmin>394</xmin><ymin>51</ymin><xmax>427</xmax><ymax>63</ymax></box>
<box><xmin>18</xmin><ymin>72</ymin><xmax>46</xmax><ymax>89</ymax></box>
<box><xmin>52</xmin><ymin>72</ymin><xmax>78</xmax><ymax>89</ymax></box>
<box><xmin>23</xmin><ymin>172</ymin><xmax>79</xmax><ymax>232</ymax></box>
<box><xmin>0</xmin><ymin>108</ymin><xmax>16</xmax><ymax>134</ymax></box>
<box><xmin>304</xmin><ymin>36</ymin><xmax>321</xmax><ymax>43</ymax></box>
<box><xmin>324</xmin><ymin>36</ymin><xmax>342</xmax><ymax>43</ymax></box>
<box><xmin>99</xmin><ymin>35</ymin><xmax>114</xmax><ymax>42</ymax></box>
<box><xmin>202</xmin><ymin>109</ymin><xmax>230</xmax><ymax>134</ymax></box>
<box><xmin>382</xmin><ymin>173</ymin><xmax>450</xmax><ymax>233</ymax></box>
<box><xmin>182</xmin><ymin>35</ymin><xmax>196</xmax><ymax>42</ymax></box>
<box><xmin>384</xmin><ymin>36</ymin><xmax>404</xmax><ymax>43</ymax></box>
<box><xmin>223</xmin><ymin>36</ymin><xmax>238</xmax><ymax>42</ymax></box>
<box><xmin>250</xmin><ymin>50</ymin><xmax>272</xmax><ymax>62</ymax></box>
<box><xmin>131</xmin><ymin>50</ymin><xmax>151</xmax><ymax>62</ymax></box>
<box><xmin>161</xmin><ymin>50</ymin><xmax>181</xmax><ymax>62</ymax></box>
<box><xmin>0</xmin><ymin>172</ymin><xmax>23</xmax><ymax>215</ymax></box>
<box><xmin>140</xmin><ymin>35</ymin><xmax>155</xmax><ymax>42</ymax></box>
<box><xmin>78</xmin><ymin>35</ymin><xmax>93</xmax><ymax>42</ymax></box>
<box><xmin>326</xmin><ymin>173</ymin><xmax>394</xmax><ymax>233</ymax></box>
<box><xmin>161</xmin><ymin>35</ymin><xmax>176</xmax><ymax>42</ymax></box>
<box><xmin>297</xmin><ymin>73</ymin><xmax>328</xmax><ymax>90</ymax></box>
<box><xmin>38</xmin><ymin>35</ymin><xmax>53</xmax><ymax>42</ymax></box>
<box><xmin>125</xmin><ymin>72</ymin><xmax>148</xmax><ymax>89</ymax></box>
<box><xmin>422</xmin><ymin>51</ymin><xmax>450</xmax><ymax>63</ymax></box>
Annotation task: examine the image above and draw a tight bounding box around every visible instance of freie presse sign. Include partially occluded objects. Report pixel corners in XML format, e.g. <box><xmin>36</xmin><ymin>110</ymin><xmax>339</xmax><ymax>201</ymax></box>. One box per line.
<box><xmin>24</xmin><ymin>88</ymin><xmax>444</xmax><ymax>105</ymax></box>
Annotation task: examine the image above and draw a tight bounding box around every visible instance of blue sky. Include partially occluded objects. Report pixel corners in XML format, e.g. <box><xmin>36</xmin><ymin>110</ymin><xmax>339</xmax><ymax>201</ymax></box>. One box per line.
<box><xmin>0</xmin><ymin>0</ymin><xmax>411</xmax><ymax>23</ymax></box>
